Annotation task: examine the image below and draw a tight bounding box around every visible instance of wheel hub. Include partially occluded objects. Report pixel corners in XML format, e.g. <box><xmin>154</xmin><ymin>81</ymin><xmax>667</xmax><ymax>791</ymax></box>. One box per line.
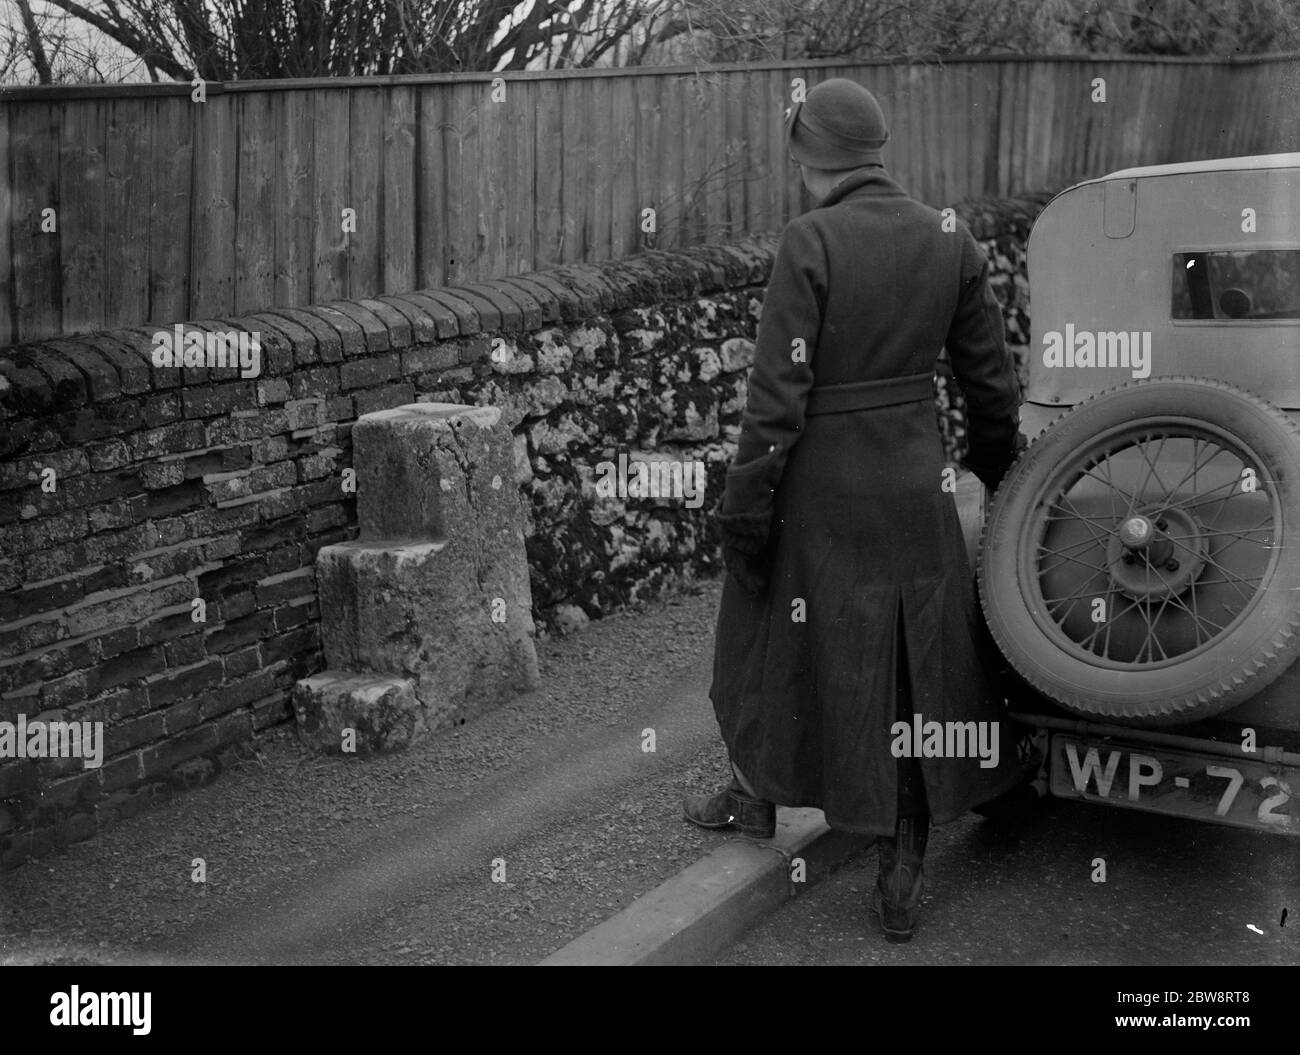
<box><xmin>1105</xmin><ymin>505</ymin><xmax>1208</xmax><ymax>600</ymax></box>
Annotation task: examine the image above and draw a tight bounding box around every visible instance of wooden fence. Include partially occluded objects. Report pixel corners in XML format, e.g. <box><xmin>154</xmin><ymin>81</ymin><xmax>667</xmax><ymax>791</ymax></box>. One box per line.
<box><xmin>1</xmin><ymin>54</ymin><xmax>1298</xmax><ymax>347</ymax></box>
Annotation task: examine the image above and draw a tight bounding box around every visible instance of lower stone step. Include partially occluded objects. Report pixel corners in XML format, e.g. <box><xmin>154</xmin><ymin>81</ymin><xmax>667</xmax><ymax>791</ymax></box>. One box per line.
<box><xmin>292</xmin><ymin>671</ymin><xmax>424</xmax><ymax>755</ymax></box>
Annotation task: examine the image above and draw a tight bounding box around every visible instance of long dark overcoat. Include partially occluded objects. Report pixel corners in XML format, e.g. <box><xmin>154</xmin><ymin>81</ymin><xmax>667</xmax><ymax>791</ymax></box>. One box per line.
<box><xmin>710</xmin><ymin>167</ymin><xmax>1024</xmax><ymax>835</ymax></box>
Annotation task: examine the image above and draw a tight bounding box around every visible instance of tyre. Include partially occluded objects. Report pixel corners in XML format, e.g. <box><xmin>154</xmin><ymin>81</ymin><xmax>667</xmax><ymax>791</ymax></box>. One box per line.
<box><xmin>979</xmin><ymin>377</ymin><xmax>1300</xmax><ymax>725</ymax></box>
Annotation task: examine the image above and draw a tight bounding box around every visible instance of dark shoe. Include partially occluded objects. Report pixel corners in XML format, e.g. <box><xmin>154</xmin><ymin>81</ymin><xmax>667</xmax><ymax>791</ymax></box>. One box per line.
<box><xmin>683</xmin><ymin>780</ymin><xmax>776</xmax><ymax>838</ymax></box>
<box><xmin>870</xmin><ymin>813</ymin><xmax>930</xmax><ymax>942</ymax></box>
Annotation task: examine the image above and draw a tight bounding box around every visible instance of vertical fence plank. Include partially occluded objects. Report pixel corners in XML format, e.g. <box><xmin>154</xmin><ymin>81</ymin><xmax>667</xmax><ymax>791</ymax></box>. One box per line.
<box><xmin>938</xmin><ymin>64</ymin><xmax>965</xmax><ymax>207</ymax></box>
<box><xmin>634</xmin><ymin>73</ymin><xmax>662</xmax><ymax>253</ymax></box>
<box><xmin>505</xmin><ymin>80</ymin><xmax>535</xmax><ymax>278</ymax></box>
<box><xmin>59</xmin><ymin>98</ymin><xmax>106</xmax><ymax>335</ymax></box>
<box><xmin>1160</xmin><ymin>62</ymin><xmax>1185</xmax><ymax>161</ymax></box>
<box><xmin>148</xmin><ymin>97</ymin><xmax>191</xmax><ymax>326</ymax></box>
<box><xmin>11</xmin><ymin>102</ymin><xmax>61</xmax><ymax>341</ymax></box>
<box><xmin>534</xmin><ymin>78</ymin><xmax>565</xmax><ymax>270</ymax></box>
<box><xmin>1001</xmin><ymin>59</ymin><xmax>1024</xmax><ymax>194</ymax></box>
<box><xmin>680</xmin><ymin>72</ymin><xmax>703</xmax><ymax>243</ymax></box>
<box><xmin>191</xmin><ymin>93</ymin><xmax>238</xmax><ymax>318</ymax></box>
<box><xmin>588</xmin><ymin>74</ymin><xmax>614</xmax><ymax>262</ymax></box>
<box><xmin>1112</xmin><ymin>59</ymin><xmax>1130</xmax><ymax>176</ymax></box>
<box><xmin>906</xmin><ymin>63</ymin><xmax>927</xmax><ymax>201</ymax></box>
<box><xmin>1123</xmin><ymin>61</ymin><xmax>1153</xmax><ymax>170</ymax></box>
<box><xmin>684</xmin><ymin>72</ymin><xmax>709</xmax><ymax>245</ymax></box>
<box><xmin>609</xmin><ymin>75</ymin><xmax>637</xmax><ymax>260</ymax></box>
<box><xmin>761</xmin><ymin>70</ymin><xmax>782</xmax><ymax>236</ymax></box>
<box><xmin>741</xmin><ymin>70</ymin><xmax>766</xmax><ymax>235</ymax></box>
<box><xmin>416</xmin><ymin>84</ymin><xmax>446</xmax><ymax>289</ymax></box>
<box><xmin>890</xmin><ymin>64</ymin><xmax>917</xmax><ymax>200</ymax></box>
<box><xmin>1001</xmin><ymin>60</ymin><xmax>1021</xmax><ymax>195</ymax></box>
<box><xmin>1022</xmin><ymin>62</ymin><xmax>1051</xmax><ymax>195</ymax></box>
<box><xmin>311</xmin><ymin>89</ymin><xmax>350</xmax><ymax>302</ymax></box>
<box><xmin>477</xmin><ymin>77</ymin><xmax>509</xmax><ymax>280</ymax></box>
<box><xmin>104</xmin><ymin>98</ymin><xmax>150</xmax><ymax>330</ymax></box>
<box><xmin>909</xmin><ymin>62</ymin><xmax>929</xmax><ymax>204</ymax></box>
<box><xmin>956</xmin><ymin>64</ymin><xmax>979</xmax><ymax>203</ymax></box>
<box><xmin>0</xmin><ymin>105</ymin><xmax>10</xmax><ymax>345</ymax></box>
<box><xmin>1085</xmin><ymin>61</ymin><xmax>1113</xmax><ymax>179</ymax></box>
<box><xmin>977</xmin><ymin>61</ymin><xmax>1002</xmax><ymax>197</ymax></box>
<box><xmin>927</xmin><ymin>62</ymin><xmax>949</xmax><ymax>204</ymax></box>
<box><xmin>561</xmin><ymin>77</ymin><xmax>591</xmax><ymax>261</ymax></box>
<box><xmin>1042</xmin><ymin>60</ymin><xmax>1075</xmax><ymax>191</ymax></box>
<box><xmin>443</xmin><ymin>81</ymin><xmax>481</xmax><ymax>284</ymax></box>
<box><xmin>702</xmin><ymin>70</ymin><xmax>730</xmax><ymax>241</ymax></box>
<box><xmin>1195</xmin><ymin>61</ymin><xmax>1228</xmax><ymax>158</ymax></box>
<box><xmin>723</xmin><ymin>68</ymin><xmax>747</xmax><ymax>241</ymax></box>
<box><xmin>481</xmin><ymin>78</ymin><xmax>507</xmax><ymax>280</ymax></box>
<box><xmin>1221</xmin><ymin>62</ymin><xmax>1251</xmax><ymax>157</ymax></box>
<box><xmin>769</xmin><ymin>71</ymin><xmax>790</xmax><ymax>233</ymax></box>
<box><xmin>1072</xmin><ymin>60</ymin><xmax>1093</xmax><ymax>181</ymax></box>
<box><xmin>656</xmin><ymin>73</ymin><xmax>682</xmax><ymax>248</ymax></box>
<box><xmin>791</xmin><ymin>68</ymin><xmax>810</xmax><ymax>220</ymax></box>
<box><xmin>679</xmin><ymin>73</ymin><xmax>699</xmax><ymax>246</ymax></box>
<box><xmin>382</xmin><ymin>86</ymin><xmax>417</xmax><ymax>295</ymax></box>
<box><xmin>235</xmin><ymin>90</ymin><xmax>277</xmax><ymax>313</ymax></box>
<box><xmin>346</xmin><ymin>86</ymin><xmax>382</xmax><ymax>299</ymax></box>
<box><xmin>274</xmin><ymin>90</ymin><xmax>313</xmax><ymax>310</ymax></box>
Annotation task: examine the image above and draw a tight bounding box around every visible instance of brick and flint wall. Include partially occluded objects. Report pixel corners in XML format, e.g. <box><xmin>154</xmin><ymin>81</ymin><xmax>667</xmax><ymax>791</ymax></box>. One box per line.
<box><xmin>0</xmin><ymin>196</ymin><xmax>1042</xmax><ymax>868</ymax></box>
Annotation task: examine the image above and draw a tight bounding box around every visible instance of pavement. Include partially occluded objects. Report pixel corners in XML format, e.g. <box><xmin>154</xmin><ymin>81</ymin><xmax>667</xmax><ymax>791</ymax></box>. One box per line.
<box><xmin>543</xmin><ymin>808</ymin><xmax>869</xmax><ymax>965</ymax></box>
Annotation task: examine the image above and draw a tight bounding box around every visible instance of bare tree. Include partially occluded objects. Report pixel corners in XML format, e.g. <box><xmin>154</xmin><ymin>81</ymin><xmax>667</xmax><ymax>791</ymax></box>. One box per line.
<box><xmin>7</xmin><ymin>0</ymin><xmax>1297</xmax><ymax>85</ymax></box>
<box><xmin>1068</xmin><ymin>0</ymin><xmax>1300</xmax><ymax>56</ymax></box>
<box><xmin>2</xmin><ymin>0</ymin><xmax>156</xmax><ymax>83</ymax></box>
<box><xmin>647</xmin><ymin>0</ymin><xmax>1300</xmax><ymax>63</ymax></box>
<box><xmin>7</xmin><ymin>0</ymin><xmax>673</xmax><ymax>82</ymax></box>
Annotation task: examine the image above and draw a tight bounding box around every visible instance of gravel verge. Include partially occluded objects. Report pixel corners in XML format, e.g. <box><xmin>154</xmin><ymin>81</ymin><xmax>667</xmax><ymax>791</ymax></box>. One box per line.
<box><xmin>1</xmin><ymin>577</ymin><xmax>733</xmax><ymax>965</ymax></box>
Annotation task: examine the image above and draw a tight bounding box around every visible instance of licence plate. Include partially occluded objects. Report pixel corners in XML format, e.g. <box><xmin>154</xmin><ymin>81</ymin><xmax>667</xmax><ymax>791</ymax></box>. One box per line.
<box><xmin>1049</xmin><ymin>733</ymin><xmax>1300</xmax><ymax>835</ymax></box>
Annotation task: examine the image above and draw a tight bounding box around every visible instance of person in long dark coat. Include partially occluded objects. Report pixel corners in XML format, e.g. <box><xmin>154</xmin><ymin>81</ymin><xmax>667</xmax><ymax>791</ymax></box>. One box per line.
<box><xmin>684</xmin><ymin>78</ymin><xmax>1026</xmax><ymax>942</ymax></box>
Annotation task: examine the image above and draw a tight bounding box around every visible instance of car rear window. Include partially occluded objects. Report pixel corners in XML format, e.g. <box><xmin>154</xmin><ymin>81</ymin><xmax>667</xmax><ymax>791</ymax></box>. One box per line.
<box><xmin>1172</xmin><ymin>249</ymin><xmax>1300</xmax><ymax>320</ymax></box>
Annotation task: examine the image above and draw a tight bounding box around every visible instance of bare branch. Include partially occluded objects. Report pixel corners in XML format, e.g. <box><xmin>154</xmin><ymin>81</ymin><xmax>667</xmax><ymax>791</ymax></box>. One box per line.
<box><xmin>38</xmin><ymin>0</ymin><xmax>191</xmax><ymax>78</ymax></box>
<box><xmin>16</xmin><ymin>0</ymin><xmax>53</xmax><ymax>82</ymax></box>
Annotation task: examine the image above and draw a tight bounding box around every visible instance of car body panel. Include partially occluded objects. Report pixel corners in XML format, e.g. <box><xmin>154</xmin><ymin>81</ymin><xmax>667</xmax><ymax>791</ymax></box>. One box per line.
<box><xmin>1026</xmin><ymin>154</ymin><xmax>1300</xmax><ymax>409</ymax></box>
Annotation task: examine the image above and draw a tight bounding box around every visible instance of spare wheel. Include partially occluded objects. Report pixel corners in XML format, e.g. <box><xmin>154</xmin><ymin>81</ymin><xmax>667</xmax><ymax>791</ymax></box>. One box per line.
<box><xmin>979</xmin><ymin>377</ymin><xmax>1300</xmax><ymax>725</ymax></box>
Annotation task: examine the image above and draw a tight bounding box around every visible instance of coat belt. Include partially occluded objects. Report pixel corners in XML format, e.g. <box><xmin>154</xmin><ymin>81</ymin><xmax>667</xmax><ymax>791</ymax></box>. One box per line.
<box><xmin>804</xmin><ymin>371</ymin><xmax>934</xmax><ymax>416</ymax></box>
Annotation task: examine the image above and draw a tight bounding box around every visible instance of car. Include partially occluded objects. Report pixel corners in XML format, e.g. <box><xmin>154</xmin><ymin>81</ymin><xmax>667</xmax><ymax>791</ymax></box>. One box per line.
<box><xmin>961</xmin><ymin>152</ymin><xmax>1300</xmax><ymax>836</ymax></box>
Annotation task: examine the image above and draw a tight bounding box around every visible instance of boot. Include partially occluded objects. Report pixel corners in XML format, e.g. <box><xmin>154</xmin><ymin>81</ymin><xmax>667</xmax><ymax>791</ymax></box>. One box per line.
<box><xmin>683</xmin><ymin>779</ymin><xmax>776</xmax><ymax>838</ymax></box>
<box><xmin>870</xmin><ymin>813</ymin><xmax>930</xmax><ymax>942</ymax></box>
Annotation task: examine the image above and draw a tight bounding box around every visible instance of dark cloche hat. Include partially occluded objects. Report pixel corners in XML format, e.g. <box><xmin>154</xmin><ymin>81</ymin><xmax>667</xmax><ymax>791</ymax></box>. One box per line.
<box><xmin>785</xmin><ymin>78</ymin><xmax>890</xmax><ymax>169</ymax></box>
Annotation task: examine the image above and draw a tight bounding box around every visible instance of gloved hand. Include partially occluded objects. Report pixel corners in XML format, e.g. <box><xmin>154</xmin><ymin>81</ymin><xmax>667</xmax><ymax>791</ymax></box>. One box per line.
<box><xmin>717</xmin><ymin>509</ymin><xmax>771</xmax><ymax>597</ymax></box>
<box><xmin>964</xmin><ymin>430</ymin><xmax>1028</xmax><ymax>494</ymax></box>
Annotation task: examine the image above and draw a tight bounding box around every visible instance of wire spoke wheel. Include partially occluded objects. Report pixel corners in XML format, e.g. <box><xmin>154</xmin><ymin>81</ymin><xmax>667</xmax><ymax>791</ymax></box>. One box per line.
<box><xmin>979</xmin><ymin>378</ymin><xmax>1300</xmax><ymax>724</ymax></box>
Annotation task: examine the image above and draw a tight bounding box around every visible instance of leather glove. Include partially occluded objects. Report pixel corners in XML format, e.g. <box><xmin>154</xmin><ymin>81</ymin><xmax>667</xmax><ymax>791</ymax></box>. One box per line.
<box><xmin>964</xmin><ymin>430</ymin><xmax>1028</xmax><ymax>494</ymax></box>
<box><xmin>717</xmin><ymin>509</ymin><xmax>771</xmax><ymax>597</ymax></box>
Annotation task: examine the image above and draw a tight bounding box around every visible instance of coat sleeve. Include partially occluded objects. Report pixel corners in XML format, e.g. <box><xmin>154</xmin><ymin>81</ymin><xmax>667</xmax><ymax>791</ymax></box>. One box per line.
<box><xmin>946</xmin><ymin>231</ymin><xmax>1024</xmax><ymax>487</ymax></box>
<box><xmin>718</xmin><ymin>220</ymin><xmax>824</xmax><ymax>549</ymax></box>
